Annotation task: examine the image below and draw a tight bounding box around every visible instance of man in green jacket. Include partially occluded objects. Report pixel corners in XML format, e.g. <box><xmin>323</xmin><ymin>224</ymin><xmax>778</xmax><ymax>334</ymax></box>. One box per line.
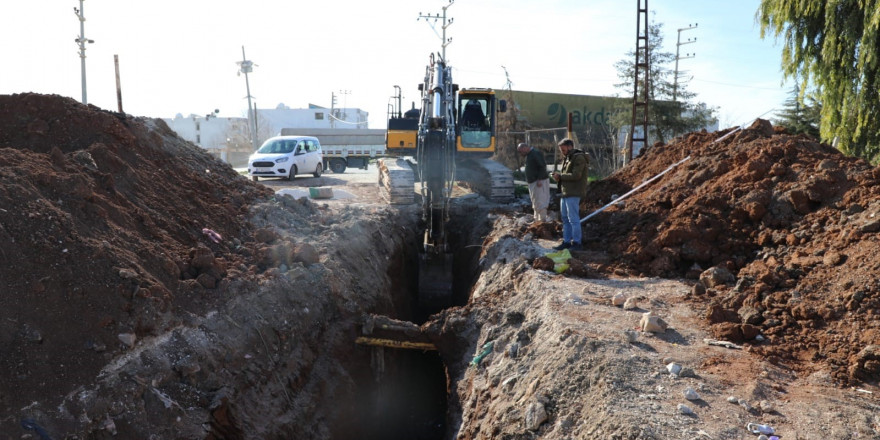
<box><xmin>517</xmin><ymin>142</ymin><xmax>550</xmax><ymax>222</ymax></box>
<box><xmin>551</xmin><ymin>138</ymin><xmax>588</xmax><ymax>251</ymax></box>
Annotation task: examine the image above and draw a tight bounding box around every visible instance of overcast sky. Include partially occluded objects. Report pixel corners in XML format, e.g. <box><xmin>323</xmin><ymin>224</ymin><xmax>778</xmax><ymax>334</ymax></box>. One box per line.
<box><xmin>2</xmin><ymin>0</ymin><xmax>789</xmax><ymax>130</ymax></box>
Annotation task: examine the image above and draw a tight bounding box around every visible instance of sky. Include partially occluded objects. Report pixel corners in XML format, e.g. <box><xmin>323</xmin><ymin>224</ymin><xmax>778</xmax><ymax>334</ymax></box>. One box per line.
<box><xmin>2</xmin><ymin>0</ymin><xmax>791</xmax><ymax>130</ymax></box>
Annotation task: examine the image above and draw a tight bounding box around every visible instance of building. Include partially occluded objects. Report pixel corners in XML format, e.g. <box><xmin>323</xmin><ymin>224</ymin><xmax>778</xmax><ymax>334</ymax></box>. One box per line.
<box><xmin>163</xmin><ymin>103</ymin><xmax>369</xmax><ymax>167</ymax></box>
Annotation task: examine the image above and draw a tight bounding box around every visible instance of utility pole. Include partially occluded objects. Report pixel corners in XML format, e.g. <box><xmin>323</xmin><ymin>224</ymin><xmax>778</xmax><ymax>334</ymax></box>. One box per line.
<box><xmin>418</xmin><ymin>0</ymin><xmax>454</xmax><ymax>61</ymax></box>
<box><xmin>114</xmin><ymin>54</ymin><xmax>123</xmax><ymax>113</ymax></box>
<box><xmin>237</xmin><ymin>46</ymin><xmax>258</xmax><ymax>151</ymax></box>
<box><xmin>628</xmin><ymin>0</ymin><xmax>650</xmax><ymax>164</ymax></box>
<box><xmin>73</xmin><ymin>0</ymin><xmax>94</xmax><ymax>105</ymax></box>
<box><xmin>338</xmin><ymin>89</ymin><xmax>350</xmax><ymax>122</ymax></box>
<box><xmin>330</xmin><ymin>92</ymin><xmax>337</xmax><ymax>128</ymax></box>
<box><xmin>672</xmin><ymin>23</ymin><xmax>697</xmax><ymax>102</ymax></box>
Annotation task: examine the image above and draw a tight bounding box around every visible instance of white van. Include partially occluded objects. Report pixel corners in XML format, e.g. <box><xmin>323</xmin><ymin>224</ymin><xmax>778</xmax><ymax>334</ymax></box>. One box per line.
<box><xmin>248</xmin><ymin>136</ymin><xmax>323</xmax><ymax>181</ymax></box>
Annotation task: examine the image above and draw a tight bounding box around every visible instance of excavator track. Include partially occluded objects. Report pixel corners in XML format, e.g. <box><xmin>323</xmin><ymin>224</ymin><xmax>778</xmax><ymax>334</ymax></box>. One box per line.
<box><xmin>456</xmin><ymin>158</ymin><xmax>515</xmax><ymax>203</ymax></box>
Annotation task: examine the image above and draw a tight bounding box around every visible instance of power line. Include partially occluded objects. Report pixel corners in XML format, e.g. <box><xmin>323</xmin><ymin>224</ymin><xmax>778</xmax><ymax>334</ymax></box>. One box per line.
<box><xmin>691</xmin><ymin>78</ymin><xmax>787</xmax><ymax>91</ymax></box>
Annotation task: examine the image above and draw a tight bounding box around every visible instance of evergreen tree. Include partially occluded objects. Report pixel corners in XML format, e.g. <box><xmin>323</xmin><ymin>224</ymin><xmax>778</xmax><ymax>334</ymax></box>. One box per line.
<box><xmin>611</xmin><ymin>21</ymin><xmax>716</xmax><ymax>145</ymax></box>
<box><xmin>774</xmin><ymin>86</ymin><xmax>821</xmax><ymax>138</ymax></box>
<box><xmin>758</xmin><ymin>0</ymin><xmax>880</xmax><ymax>159</ymax></box>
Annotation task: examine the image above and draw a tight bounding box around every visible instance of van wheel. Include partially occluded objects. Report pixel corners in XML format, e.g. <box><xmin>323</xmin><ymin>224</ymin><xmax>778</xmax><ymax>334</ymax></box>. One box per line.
<box><xmin>288</xmin><ymin>166</ymin><xmax>298</xmax><ymax>181</ymax></box>
<box><xmin>329</xmin><ymin>158</ymin><xmax>347</xmax><ymax>174</ymax></box>
<box><xmin>251</xmin><ymin>176</ymin><xmax>259</xmax><ymax>182</ymax></box>
<box><xmin>313</xmin><ymin>163</ymin><xmax>323</xmax><ymax>178</ymax></box>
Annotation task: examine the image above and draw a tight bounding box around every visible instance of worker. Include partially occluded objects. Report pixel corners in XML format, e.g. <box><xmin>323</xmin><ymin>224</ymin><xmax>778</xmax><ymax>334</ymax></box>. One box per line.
<box><xmin>551</xmin><ymin>138</ymin><xmax>588</xmax><ymax>251</ymax></box>
<box><xmin>517</xmin><ymin>142</ymin><xmax>550</xmax><ymax>222</ymax></box>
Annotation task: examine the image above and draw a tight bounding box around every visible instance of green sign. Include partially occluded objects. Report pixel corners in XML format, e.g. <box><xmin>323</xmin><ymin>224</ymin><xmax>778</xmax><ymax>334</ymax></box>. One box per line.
<box><xmin>508</xmin><ymin>90</ymin><xmax>627</xmax><ymax>129</ymax></box>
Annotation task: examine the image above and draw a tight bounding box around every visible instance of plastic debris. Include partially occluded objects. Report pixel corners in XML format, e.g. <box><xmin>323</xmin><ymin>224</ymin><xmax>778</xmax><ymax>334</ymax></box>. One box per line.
<box><xmin>747</xmin><ymin>422</ymin><xmax>775</xmax><ymax>435</ymax></box>
<box><xmin>545</xmin><ymin>249</ymin><xmax>572</xmax><ymax>274</ymax></box>
<box><xmin>20</xmin><ymin>419</ymin><xmax>53</xmax><ymax>440</ymax></box>
<box><xmin>470</xmin><ymin>341</ymin><xmax>495</xmax><ymax>366</ymax></box>
<box><xmin>202</xmin><ymin>228</ymin><xmax>222</xmax><ymax>243</ymax></box>
<box><xmin>704</xmin><ymin>338</ymin><xmax>742</xmax><ymax>349</ymax></box>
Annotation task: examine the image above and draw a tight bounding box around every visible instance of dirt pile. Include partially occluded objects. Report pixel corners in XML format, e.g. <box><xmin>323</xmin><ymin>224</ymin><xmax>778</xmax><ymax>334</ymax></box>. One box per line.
<box><xmin>0</xmin><ymin>93</ymin><xmax>354</xmax><ymax>436</ymax></box>
<box><xmin>580</xmin><ymin>119</ymin><xmax>880</xmax><ymax>385</ymax></box>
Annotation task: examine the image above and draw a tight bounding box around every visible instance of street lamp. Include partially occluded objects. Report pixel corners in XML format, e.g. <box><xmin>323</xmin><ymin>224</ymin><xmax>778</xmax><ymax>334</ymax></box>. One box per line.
<box><xmin>236</xmin><ymin>46</ymin><xmax>258</xmax><ymax>151</ymax></box>
<box><xmin>74</xmin><ymin>0</ymin><xmax>94</xmax><ymax>104</ymax></box>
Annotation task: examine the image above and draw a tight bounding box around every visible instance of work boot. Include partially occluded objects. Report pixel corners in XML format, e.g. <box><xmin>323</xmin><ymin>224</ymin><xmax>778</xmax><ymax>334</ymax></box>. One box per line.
<box><xmin>569</xmin><ymin>242</ymin><xmax>583</xmax><ymax>251</ymax></box>
<box><xmin>553</xmin><ymin>242</ymin><xmax>571</xmax><ymax>251</ymax></box>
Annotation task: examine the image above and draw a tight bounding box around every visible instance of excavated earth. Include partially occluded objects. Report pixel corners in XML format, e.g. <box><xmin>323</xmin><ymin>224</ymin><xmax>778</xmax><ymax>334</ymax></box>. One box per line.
<box><xmin>0</xmin><ymin>94</ymin><xmax>878</xmax><ymax>440</ymax></box>
<box><xmin>580</xmin><ymin>120</ymin><xmax>880</xmax><ymax>386</ymax></box>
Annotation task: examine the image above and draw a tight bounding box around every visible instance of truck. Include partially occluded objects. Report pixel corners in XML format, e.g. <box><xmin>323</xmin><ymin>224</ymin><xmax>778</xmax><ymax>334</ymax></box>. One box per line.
<box><xmin>279</xmin><ymin>128</ymin><xmax>385</xmax><ymax>174</ymax></box>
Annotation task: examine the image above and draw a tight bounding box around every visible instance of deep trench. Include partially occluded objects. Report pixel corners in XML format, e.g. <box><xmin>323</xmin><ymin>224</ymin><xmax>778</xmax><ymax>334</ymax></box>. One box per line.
<box><xmin>334</xmin><ymin>205</ymin><xmax>489</xmax><ymax>440</ymax></box>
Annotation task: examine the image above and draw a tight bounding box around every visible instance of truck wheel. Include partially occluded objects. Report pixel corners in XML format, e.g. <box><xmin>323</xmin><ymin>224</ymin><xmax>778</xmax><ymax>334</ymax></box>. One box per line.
<box><xmin>288</xmin><ymin>165</ymin><xmax>298</xmax><ymax>181</ymax></box>
<box><xmin>330</xmin><ymin>158</ymin><xmax>347</xmax><ymax>174</ymax></box>
<box><xmin>313</xmin><ymin>163</ymin><xmax>323</xmax><ymax>178</ymax></box>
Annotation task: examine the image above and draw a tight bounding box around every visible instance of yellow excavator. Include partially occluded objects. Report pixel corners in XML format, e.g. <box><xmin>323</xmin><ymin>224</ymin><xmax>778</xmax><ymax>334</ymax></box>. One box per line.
<box><xmin>379</xmin><ymin>54</ymin><xmax>513</xmax><ymax>311</ymax></box>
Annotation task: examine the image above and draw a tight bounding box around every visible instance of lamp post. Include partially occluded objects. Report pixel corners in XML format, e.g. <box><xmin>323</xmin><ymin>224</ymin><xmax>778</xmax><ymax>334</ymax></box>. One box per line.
<box><xmin>237</xmin><ymin>46</ymin><xmax>258</xmax><ymax>151</ymax></box>
<box><xmin>74</xmin><ymin>0</ymin><xmax>94</xmax><ymax>104</ymax></box>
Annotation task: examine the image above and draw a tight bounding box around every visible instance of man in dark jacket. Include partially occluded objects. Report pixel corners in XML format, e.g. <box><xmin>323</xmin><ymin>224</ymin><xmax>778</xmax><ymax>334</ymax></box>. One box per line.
<box><xmin>551</xmin><ymin>138</ymin><xmax>588</xmax><ymax>251</ymax></box>
<box><xmin>517</xmin><ymin>142</ymin><xmax>550</xmax><ymax>222</ymax></box>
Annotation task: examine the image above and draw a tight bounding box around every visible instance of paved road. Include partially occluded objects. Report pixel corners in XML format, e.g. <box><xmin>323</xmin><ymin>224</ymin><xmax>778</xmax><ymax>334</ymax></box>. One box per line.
<box><xmin>250</xmin><ymin>164</ymin><xmax>384</xmax><ymax>203</ymax></box>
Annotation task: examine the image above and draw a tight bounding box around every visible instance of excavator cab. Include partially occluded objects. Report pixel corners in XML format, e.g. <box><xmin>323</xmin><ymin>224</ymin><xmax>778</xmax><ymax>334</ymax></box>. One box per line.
<box><xmin>456</xmin><ymin>89</ymin><xmax>500</xmax><ymax>153</ymax></box>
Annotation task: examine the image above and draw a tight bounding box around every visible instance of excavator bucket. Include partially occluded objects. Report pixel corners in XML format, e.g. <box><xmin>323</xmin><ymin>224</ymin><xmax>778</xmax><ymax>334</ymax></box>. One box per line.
<box><xmin>418</xmin><ymin>252</ymin><xmax>454</xmax><ymax>312</ymax></box>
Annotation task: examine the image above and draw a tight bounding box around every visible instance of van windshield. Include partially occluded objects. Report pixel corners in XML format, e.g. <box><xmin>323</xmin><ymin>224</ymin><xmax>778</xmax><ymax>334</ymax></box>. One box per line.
<box><xmin>257</xmin><ymin>140</ymin><xmax>295</xmax><ymax>154</ymax></box>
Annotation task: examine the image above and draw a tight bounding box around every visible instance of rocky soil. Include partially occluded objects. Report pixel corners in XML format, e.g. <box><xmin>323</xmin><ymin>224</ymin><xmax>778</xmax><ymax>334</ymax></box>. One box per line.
<box><xmin>579</xmin><ymin>120</ymin><xmax>880</xmax><ymax>386</ymax></box>
<box><xmin>0</xmin><ymin>94</ymin><xmax>877</xmax><ymax>440</ymax></box>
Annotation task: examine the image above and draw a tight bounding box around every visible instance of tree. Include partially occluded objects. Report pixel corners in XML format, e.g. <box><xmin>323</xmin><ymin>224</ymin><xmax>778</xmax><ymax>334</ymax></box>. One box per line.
<box><xmin>774</xmin><ymin>86</ymin><xmax>821</xmax><ymax>138</ymax></box>
<box><xmin>611</xmin><ymin>21</ymin><xmax>717</xmax><ymax>145</ymax></box>
<box><xmin>758</xmin><ymin>1</ymin><xmax>880</xmax><ymax>159</ymax></box>
<box><xmin>494</xmin><ymin>67</ymin><xmax>533</xmax><ymax>170</ymax></box>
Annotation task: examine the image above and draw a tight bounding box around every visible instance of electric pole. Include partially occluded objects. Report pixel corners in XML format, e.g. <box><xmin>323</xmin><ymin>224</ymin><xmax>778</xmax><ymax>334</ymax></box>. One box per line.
<box><xmin>237</xmin><ymin>46</ymin><xmax>258</xmax><ymax>151</ymax></box>
<box><xmin>74</xmin><ymin>0</ymin><xmax>94</xmax><ymax>105</ymax></box>
<box><xmin>330</xmin><ymin>92</ymin><xmax>338</xmax><ymax>128</ymax></box>
<box><xmin>672</xmin><ymin>23</ymin><xmax>697</xmax><ymax>102</ymax></box>
<box><xmin>418</xmin><ymin>0</ymin><xmax>454</xmax><ymax>61</ymax></box>
<box><xmin>628</xmin><ymin>0</ymin><xmax>650</xmax><ymax>164</ymax></box>
<box><xmin>338</xmin><ymin>89</ymin><xmax>350</xmax><ymax>122</ymax></box>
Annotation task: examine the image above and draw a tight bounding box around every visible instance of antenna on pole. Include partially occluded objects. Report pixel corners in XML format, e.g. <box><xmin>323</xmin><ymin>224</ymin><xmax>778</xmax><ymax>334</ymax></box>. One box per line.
<box><xmin>74</xmin><ymin>0</ymin><xmax>95</xmax><ymax>104</ymax></box>
<box><xmin>418</xmin><ymin>0</ymin><xmax>454</xmax><ymax>61</ymax></box>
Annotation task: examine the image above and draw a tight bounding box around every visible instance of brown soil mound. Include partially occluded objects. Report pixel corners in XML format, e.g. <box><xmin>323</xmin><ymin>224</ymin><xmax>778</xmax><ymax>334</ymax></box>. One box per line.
<box><xmin>0</xmin><ymin>93</ymin><xmax>282</xmax><ymax>420</ymax></box>
<box><xmin>580</xmin><ymin>119</ymin><xmax>880</xmax><ymax>385</ymax></box>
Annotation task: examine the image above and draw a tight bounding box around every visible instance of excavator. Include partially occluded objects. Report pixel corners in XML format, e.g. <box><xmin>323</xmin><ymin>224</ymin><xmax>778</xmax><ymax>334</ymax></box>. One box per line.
<box><xmin>379</xmin><ymin>54</ymin><xmax>514</xmax><ymax>312</ymax></box>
